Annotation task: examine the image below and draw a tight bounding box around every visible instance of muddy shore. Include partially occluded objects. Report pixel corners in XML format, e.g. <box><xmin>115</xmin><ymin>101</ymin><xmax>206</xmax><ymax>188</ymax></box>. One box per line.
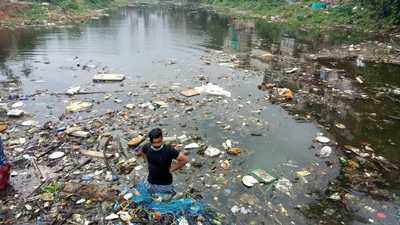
<box><xmin>0</xmin><ymin>0</ymin><xmax>127</xmax><ymax>29</ymax></box>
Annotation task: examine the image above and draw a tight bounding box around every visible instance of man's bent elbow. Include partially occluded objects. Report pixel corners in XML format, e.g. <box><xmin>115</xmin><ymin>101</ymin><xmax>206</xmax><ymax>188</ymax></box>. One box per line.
<box><xmin>179</xmin><ymin>154</ymin><xmax>189</xmax><ymax>164</ymax></box>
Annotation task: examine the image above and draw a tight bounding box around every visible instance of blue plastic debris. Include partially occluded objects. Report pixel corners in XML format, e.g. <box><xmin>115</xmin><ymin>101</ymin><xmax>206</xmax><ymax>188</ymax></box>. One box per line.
<box><xmin>112</xmin><ymin>202</ymin><xmax>121</xmax><ymax>211</ymax></box>
<box><xmin>224</xmin><ymin>189</ymin><xmax>232</xmax><ymax>195</ymax></box>
<box><xmin>56</xmin><ymin>127</ymin><xmax>66</xmax><ymax>133</ymax></box>
<box><xmin>311</xmin><ymin>2</ymin><xmax>327</xmax><ymax>10</ymax></box>
<box><xmin>0</xmin><ymin>139</ymin><xmax>6</xmax><ymax>166</ymax></box>
<box><xmin>132</xmin><ymin>181</ymin><xmax>204</xmax><ymax>215</ymax></box>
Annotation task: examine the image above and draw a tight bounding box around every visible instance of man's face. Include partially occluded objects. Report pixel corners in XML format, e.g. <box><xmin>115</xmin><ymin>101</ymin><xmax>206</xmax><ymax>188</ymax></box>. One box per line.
<box><xmin>151</xmin><ymin>137</ymin><xmax>163</xmax><ymax>148</ymax></box>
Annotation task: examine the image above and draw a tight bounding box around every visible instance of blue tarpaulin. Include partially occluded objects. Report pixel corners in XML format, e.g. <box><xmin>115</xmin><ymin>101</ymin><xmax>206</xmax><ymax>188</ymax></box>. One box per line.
<box><xmin>311</xmin><ymin>2</ymin><xmax>328</xmax><ymax>10</ymax></box>
<box><xmin>132</xmin><ymin>181</ymin><xmax>205</xmax><ymax>215</ymax></box>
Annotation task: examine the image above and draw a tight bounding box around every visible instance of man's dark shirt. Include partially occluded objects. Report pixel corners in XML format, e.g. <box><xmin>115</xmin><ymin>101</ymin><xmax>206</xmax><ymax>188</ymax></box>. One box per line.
<box><xmin>142</xmin><ymin>143</ymin><xmax>179</xmax><ymax>185</ymax></box>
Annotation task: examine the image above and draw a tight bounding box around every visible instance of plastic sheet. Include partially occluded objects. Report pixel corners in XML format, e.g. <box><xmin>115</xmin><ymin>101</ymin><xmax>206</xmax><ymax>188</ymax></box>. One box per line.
<box><xmin>132</xmin><ymin>181</ymin><xmax>204</xmax><ymax>215</ymax></box>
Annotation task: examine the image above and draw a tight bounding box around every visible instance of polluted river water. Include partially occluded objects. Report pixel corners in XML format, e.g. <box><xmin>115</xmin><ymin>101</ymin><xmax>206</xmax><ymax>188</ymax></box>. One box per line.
<box><xmin>0</xmin><ymin>3</ymin><xmax>399</xmax><ymax>225</ymax></box>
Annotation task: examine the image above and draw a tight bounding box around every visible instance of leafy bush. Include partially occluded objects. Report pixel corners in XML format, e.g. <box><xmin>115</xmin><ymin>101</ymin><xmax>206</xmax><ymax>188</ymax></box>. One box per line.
<box><xmin>33</xmin><ymin>0</ymin><xmax>116</xmax><ymax>10</ymax></box>
<box><xmin>354</xmin><ymin>0</ymin><xmax>400</xmax><ymax>24</ymax></box>
<box><xmin>48</xmin><ymin>0</ymin><xmax>81</xmax><ymax>10</ymax></box>
<box><xmin>86</xmin><ymin>0</ymin><xmax>112</xmax><ymax>7</ymax></box>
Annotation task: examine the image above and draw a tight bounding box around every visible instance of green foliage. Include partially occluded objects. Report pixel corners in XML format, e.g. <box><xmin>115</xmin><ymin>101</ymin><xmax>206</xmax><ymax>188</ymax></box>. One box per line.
<box><xmin>86</xmin><ymin>0</ymin><xmax>112</xmax><ymax>7</ymax></box>
<box><xmin>345</xmin><ymin>0</ymin><xmax>400</xmax><ymax>24</ymax></box>
<box><xmin>42</xmin><ymin>181</ymin><xmax>63</xmax><ymax>194</ymax></box>
<box><xmin>205</xmin><ymin>0</ymin><xmax>399</xmax><ymax>31</ymax></box>
<box><xmin>32</xmin><ymin>0</ymin><xmax>117</xmax><ymax>11</ymax></box>
<box><xmin>22</xmin><ymin>4</ymin><xmax>49</xmax><ymax>21</ymax></box>
<box><xmin>48</xmin><ymin>0</ymin><xmax>81</xmax><ymax>11</ymax></box>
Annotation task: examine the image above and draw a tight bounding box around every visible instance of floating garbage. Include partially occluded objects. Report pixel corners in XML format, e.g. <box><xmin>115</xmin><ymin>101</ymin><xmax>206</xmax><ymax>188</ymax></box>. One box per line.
<box><xmin>79</xmin><ymin>149</ymin><xmax>114</xmax><ymax>159</ymax></box>
<box><xmin>66</xmin><ymin>127</ymin><xmax>89</xmax><ymax>138</ymax></box>
<box><xmin>117</xmin><ymin>211</ymin><xmax>131</xmax><ymax>222</ymax></box>
<box><xmin>128</xmin><ymin>135</ymin><xmax>144</xmax><ymax>147</ymax></box>
<box><xmin>204</xmin><ymin>146</ymin><xmax>222</xmax><ymax>157</ymax></box>
<box><xmin>48</xmin><ymin>151</ymin><xmax>65</xmax><ymax>159</ymax></box>
<box><xmin>227</xmin><ymin>147</ymin><xmax>241</xmax><ymax>156</ymax></box>
<box><xmin>335</xmin><ymin>123</ymin><xmax>346</xmax><ymax>129</ymax></box>
<box><xmin>180</xmin><ymin>89</ymin><xmax>201</xmax><ymax>97</ymax></box>
<box><xmin>222</xmin><ymin>140</ymin><xmax>241</xmax><ymax>155</ymax></box>
<box><xmin>230</xmin><ymin>205</ymin><xmax>251</xmax><ymax>215</ymax></box>
<box><xmin>177</xmin><ymin>134</ymin><xmax>189</xmax><ymax>143</ymax></box>
<box><xmin>344</xmin><ymin>145</ymin><xmax>367</xmax><ymax>157</ymax></box>
<box><xmin>21</xmin><ymin>120</ymin><xmax>38</xmax><ymax>127</ymax></box>
<box><xmin>177</xmin><ymin>217</ymin><xmax>189</xmax><ymax>225</ymax></box>
<box><xmin>315</xmin><ymin>135</ymin><xmax>330</xmax><ymax>143</ymax></box>
<box><xmin>392</xmin><ymin>88</ymin><xmax>400</xmax><ymax>95</ymax></box>
<box><xmin>231</xmin><ymin>205</ymin><xmax>240</xmax><ymax>214</ymax></box>
<box><xmin>222</xmin><ymin>139</ymin><xmax>232</xmax><ymax>150</ymax></box>
<box><xmin>274</xmin><ymin>178</ymin><xmax>292</xmax><ymax>196</ymax></box>
<box><xmin>285</xmin><ymin>68</ymin><xmax>299</xmax><ymax>74</ymax></box>
<box><xmin>125</xmin><ymin>103</ymin><xmax>134</xmax><ymax>109</ymax></box>
<box><xmin>93</xmin><ymin>73</ymin><xmax>125</xmax><ymax>82</ymax></box>
<box><xmin>70</xmin><ymin>130</ymin><xmax>90</xmax><ymax>138</ymax></box>
<box><xmin>277</xmin><ymin>88</ymin><xmax>294</xmax><ymax>100</ymax></box>
<box><xmin>295</xmin><ymin>170</ymin><xmax>311</xmax><ymax>178</ymax></box>
<box><xmin>256</xmin><ymin>52</ymin><xmax>274</xmax><ymax>62</ymax></box>
<box><xmin>251</xmin><ymin>169</ymin><xmax>276</xmax><ymax>183</ymax></box>
<box><xmin>105</xmin><ymin>213</ymin><xmax>119</xmax><ymax>220</ymax></box>
<box><xmin>356</xmin><ymin>76</ymin><xmax>364</xmax><ymax>84</ymax></box>
<box><xmin>123</xmin><ymin>193</ymin><xmax>133</xmax><ymax>200</ymax></box>
<box><xmin>163</xmin><ymin>136</ymin><xmax>177</xmax><ymax>143</ymax></box>
<box><xmin>329</xmin><ymin>193</ymin><xmax>341</xmax><ymax>200</ymax></box>
<box><xmin>8</xmin><ymin>138</ymin><xmax>26</xmax><ymax>145</ymax></box>
<box><xmin>76</xmin><ymin>199</ymin><xmax>86</xmax><ymax>204</ymax></box>
<box><xmin>66</xmin><ymin>126</ymin><xmax>81</xmax><ymax>134</ymax></box>
<box><xmin>66</xmin><ymin>86</ymin><xmax>81</xmax><ymax>95</ymax></box>
<box><xmin>376</xmin><ymin>212</ymin><xmax>386</xmax><ymax>220</ymax></box>
<box><xmin>11</xmin><ymin>101</ymin><xmax>24</xmax><ymax>108</ymax></box>
<box><xmin>184</xmin><ymin>143</ymin><xmax>200</xmax><ymax>149</ymax></box>
<box><xmin>114</xmin><ymin>98</ymin><xmax>122</xmax><ymax>104</ymax></box>
<box><xmin>242</xmin><ymin>175</ymin><xmax>259</xmax><ymax>187</ymax></box>
<box><xmin>356</xmin><ymin>55</ymin><xmax>365</xmax><ymax>67</ymax></box>
<box><xmin>194</xmin><ymin>83</ymin><xmax>231</xmax><ymax>97</ymax></box>
<box><xmin>318</xmin><ymin>146</ymin><xmax>332</xmax><ymax>158</ymax></box>
<box><xmin>66</xmin><ymin>101</ymin><xmax>92</xmax><ymax>113</ymax></box>
<box><xmin>153</xmin><ymin>101</ymin><xmax>168</xmax><ymax>108</ymax></box>
<box><xmin>220</xmin><ymin>159</ymin><xmax>231</xmax><ymax>170</ymax></box>
<box><xmin>0</xmin><ymin>123</ymin><xmax>7</xmax><ymax>133</ymax></box>
<box><xmin>139</xmin><ymin>102</ymin><xmax>155</xmax><ymax>110</ymax></box>
<box><xmin>7</xmin><ymin>109</ymin><xmax>24</xmax><ymax>117</ymax></box>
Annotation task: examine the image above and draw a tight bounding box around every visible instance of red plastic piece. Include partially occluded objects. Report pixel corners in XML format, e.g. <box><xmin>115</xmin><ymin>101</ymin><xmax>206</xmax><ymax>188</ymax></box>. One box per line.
<box><xmin>0</xmin><ymin>163</ymin><xmax>11</xmax><ymax>190</ymax></box>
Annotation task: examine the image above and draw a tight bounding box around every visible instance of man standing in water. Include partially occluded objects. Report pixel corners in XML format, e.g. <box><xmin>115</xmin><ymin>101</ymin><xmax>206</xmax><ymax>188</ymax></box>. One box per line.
<box><xmin>138</xmin><ymin>128</ymin><xmax>188</xmax><ymax>198</ymax></box>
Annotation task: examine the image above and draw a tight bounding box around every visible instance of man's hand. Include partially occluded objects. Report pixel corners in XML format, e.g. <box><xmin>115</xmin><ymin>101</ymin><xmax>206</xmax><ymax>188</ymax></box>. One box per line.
<box><xmin>170</xmin><ymin>153</ymin><xmax>189</xmax><ymax>173</ymax></box>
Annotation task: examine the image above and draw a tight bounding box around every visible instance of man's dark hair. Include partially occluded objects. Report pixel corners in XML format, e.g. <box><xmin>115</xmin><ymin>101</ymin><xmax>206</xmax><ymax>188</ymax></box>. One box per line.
<box><xmin>149</xmin><ymin>128</ymin><xmax>163</xmax><ymax>143</ymax></box>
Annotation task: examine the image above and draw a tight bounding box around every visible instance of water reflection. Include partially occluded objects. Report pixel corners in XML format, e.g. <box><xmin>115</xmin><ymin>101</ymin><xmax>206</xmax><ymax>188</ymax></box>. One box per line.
<box><xmin>280</xmin><ymin>37</ymin><xmax>296</xmax><ymax>56</ymax></box>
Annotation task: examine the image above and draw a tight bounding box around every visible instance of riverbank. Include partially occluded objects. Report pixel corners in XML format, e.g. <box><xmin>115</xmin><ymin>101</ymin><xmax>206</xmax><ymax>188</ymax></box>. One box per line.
<box><xmin>201</xmin><ymin>0</ymin><xmax>400</xmax><ymax>35</ymax></box>
<box><xmin>0</xmin><ymin>0</ymin><xmax>129</xmax><ymax>29</ymax></box>
<box><xmin>197</xmin><ymin>0</ymin><xmax>400</xmax><ymax>66</ymax></box>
